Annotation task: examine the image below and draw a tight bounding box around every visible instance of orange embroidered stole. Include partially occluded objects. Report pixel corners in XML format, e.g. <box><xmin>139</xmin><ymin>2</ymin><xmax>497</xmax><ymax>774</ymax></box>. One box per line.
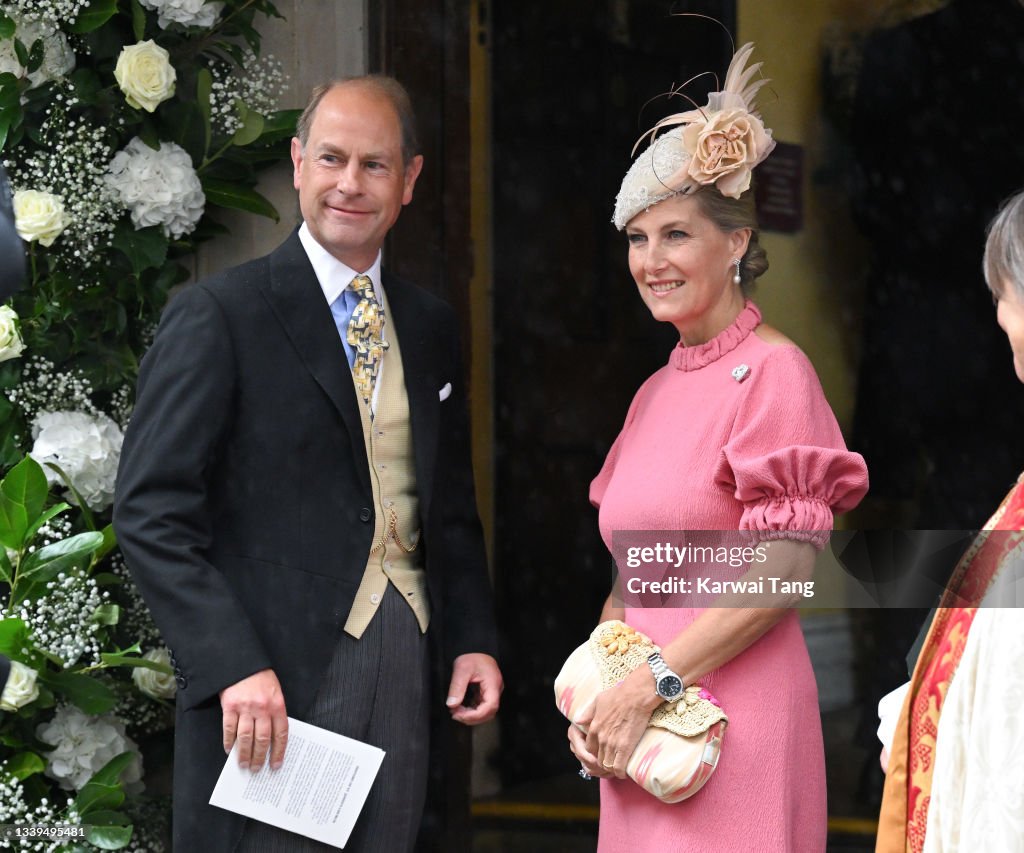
<box><xmin>876</xmin><ymin>476</ymin><xmax>1024</xmax><ymax>852</ymax></box>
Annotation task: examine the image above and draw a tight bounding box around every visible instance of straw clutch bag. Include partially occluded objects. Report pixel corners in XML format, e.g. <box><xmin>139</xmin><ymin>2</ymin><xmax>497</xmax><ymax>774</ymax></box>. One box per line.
<box><xmin>554</xmin><ymin>620</ymin><xmax>727</xmax><ymax>803</ymax></box>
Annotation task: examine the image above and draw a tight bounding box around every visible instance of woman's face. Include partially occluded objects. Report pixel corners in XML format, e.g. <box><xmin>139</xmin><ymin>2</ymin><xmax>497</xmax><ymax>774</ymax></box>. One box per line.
<box><xmin>625</xmin><ymin>193</ymin><xmax>749</xmax><ymax>345</ymax></box>
<box><xmin>996</xmin><ymin>279</ymin><xmax>1024</xmax><ymax>383</ymax></box>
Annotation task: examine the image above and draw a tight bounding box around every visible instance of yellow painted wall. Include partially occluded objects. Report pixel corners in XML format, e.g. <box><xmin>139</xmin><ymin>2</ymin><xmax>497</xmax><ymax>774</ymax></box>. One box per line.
<box><xmin>738</xmin><ymin>0</ymin><xmax>887</xmax><ymax>431</ymax></box>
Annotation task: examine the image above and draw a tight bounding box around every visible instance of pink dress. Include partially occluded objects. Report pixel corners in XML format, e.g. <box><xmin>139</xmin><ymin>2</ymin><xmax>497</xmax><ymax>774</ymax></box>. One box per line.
<box><xmin>590</xmin><ymin>302</ymin><xmax>868</xmax><ymax>852</ymax></box>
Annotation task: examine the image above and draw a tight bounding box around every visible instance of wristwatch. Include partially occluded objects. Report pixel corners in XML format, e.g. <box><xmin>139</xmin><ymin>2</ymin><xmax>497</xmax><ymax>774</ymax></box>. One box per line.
<box><xmin>647</xmin><ymin>652</ymin><xmax>684</xmax><ymax>702</ymax></box>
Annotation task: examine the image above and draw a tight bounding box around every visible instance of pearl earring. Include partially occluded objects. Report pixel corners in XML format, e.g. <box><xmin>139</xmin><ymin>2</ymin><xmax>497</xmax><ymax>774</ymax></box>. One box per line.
<box><xmin>732</xmin><ymin>258</ymin><xmax>742</xmax><ymax>286</ymax></box>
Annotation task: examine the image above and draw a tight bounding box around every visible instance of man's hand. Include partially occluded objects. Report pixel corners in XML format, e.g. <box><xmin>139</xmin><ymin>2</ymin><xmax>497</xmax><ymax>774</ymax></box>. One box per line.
<box><xmin>219</xmin><ymin>668</ymin><xmax>288</xmax><ymax>771</ymax></box>
<box><xmin>445</xmin><ymin>653</ymin><xmax>502</xmax><ymax>725</ymax></box>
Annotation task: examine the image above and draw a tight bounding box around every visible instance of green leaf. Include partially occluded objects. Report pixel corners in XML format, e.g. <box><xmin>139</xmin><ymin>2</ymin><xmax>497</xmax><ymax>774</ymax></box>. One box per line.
<box><xmin>100</xmin><ymin>652</ymin><xmax>171</xmax><ymax>674</ymax></box>
<box><xmin>85</xmin><ymin>824</ymin><xmax>133</xmax><ymax>849</ymax></box>
<box><xmin>255</xmin><ymin>108</ymin><xmax>301</xmax><ymax>146</ymax></box>
<box><xmin>42</xmin><ymin>462</ymin><xmax>95</xmax><ymax>529</ymax></box>
<box><xmin>13</xmin><ymin>38</ymin><xmax>28</xmax><ymax>69</ymax></box>
<box><xmin>18</xmin><ymin>530</ymin><xmax>105</xmax><ymax>584</ymax></box>
<box><xmin>232</xmin><ymin>104</ymin><xmax>264</xmax><ymax>147</ymax></box>
<box><xmin>93</xmin><ymin>572</ymin><xmax>125</xmax><ymax>587</ymax></box>
<box><xmin>0</xmin><ymin>618</ymin><xmax>28</xmax><ymax>657</ymax></box>
<box><xmin>24</xmin><ymin>501</ymin><xmax>72</xmax><ymax>543</ymax></box>
<box><xmin>112</xmin><ymin>221</ymin><xmax>168</xmax><ymax>278</ymax></box>
<box><xmin>91</xmin><ymin>603</ymin><xmax>120</xmax><ymax>626</ymax></box>
<box><xmin>25</xmin><ymin>39</ymin><xmax>44</xmax><ymax>75</ymax></box>
<box><xmin>69</xmin><ymin>0</ymin><xmax>119</xmax><ymax>33</ymax></box>
<box><xmin>0</xmin><ymin>493</ymin><xmax>27</xmax><ymax>550</ymax></box>
<box><xmin>202</xmin><ymin>179</ymin><xmax>279</xmax><ymax>221</ymax></box>
<box><xmin>94</xmin><ymin>523</ymin><xmax>117</xmax><ymax>563</ymax></box>
<box><xmin>0</xmin><ymin>10</ymin><xmax>15</xmax><ymax>39</ymax></box>
<box><xmin>88</xmin><ymin>751</ymin><xmax>138</xmax><ymax>788</ymax></box>
<box><xmin>197</xmin><ymin>67</ymin><xmax>212</xmax><ymax>155</ymax></box>
<box><xmin>5</xmin><ymin>751</ymin><xmax>45</xmax><ymax>780</ymax></box>
<box><xmin>43</xmin><ymin>670</ymin><xmax>117</xmax><ymax>714</ymax></box>
<box><xmin>0</xmin><ymin>547</ymin><xmax>11</xmax><ymax>584</ymax></box>
<box><xmin>130</xmin><ymin>0</ymin><xmax>146</xmax><ymax>41</ymax></box>
<box><xmin>2</xmin><ymin>455</ymin><xmax>49</xmax><ymax>524</ymax></box>
<box><xmin>74</xmin><ymin>780</ymin><xmax>124</xmax><ymax>817</ymax></box>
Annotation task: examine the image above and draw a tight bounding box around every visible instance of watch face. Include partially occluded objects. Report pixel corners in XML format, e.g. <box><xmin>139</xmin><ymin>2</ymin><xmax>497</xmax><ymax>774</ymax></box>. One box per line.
<box><xmin>658</xmin><ymin>675</ymin><xmax>683</xmax><ymax>699</ymax></box>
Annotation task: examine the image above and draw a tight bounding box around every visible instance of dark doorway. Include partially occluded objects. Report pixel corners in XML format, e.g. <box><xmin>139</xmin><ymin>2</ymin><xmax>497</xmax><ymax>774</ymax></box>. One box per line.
<box><xmin>490</xmin><ymin>1</ymin><xmax>736</xmax><ymax>786</ymax></box>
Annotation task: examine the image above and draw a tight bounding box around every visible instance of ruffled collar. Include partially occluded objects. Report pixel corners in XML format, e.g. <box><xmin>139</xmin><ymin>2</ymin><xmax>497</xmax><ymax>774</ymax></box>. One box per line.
<box><xmin>669</xmin><ymin>301</ymin><xmax>762</xmax><ymax>372</ymax></box>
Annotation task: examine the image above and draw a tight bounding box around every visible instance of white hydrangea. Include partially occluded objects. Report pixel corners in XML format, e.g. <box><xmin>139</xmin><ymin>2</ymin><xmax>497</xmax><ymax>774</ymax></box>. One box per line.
<box><xmin>106</xmin><ymin>137</ymin><xmax>205</xmax><ymax>239</ymax></box>
<box><xmin>36</xmin><ymin>705</ymin><xmax>144</xmax><ymax>793</ymax></box>
<box><xmin>0</xmin><ymin>13</ymin><xmax>75</xmax><ymax>88</ymax></box>
<box><xmin>137</xmin><ymin>0</ymin><xmax>224</xmax><ymax>29</ymax></box>
<box><xmin>29</xmin><ymin>410</ymin><xmax>124</xmax><ymax>511</ymax></box>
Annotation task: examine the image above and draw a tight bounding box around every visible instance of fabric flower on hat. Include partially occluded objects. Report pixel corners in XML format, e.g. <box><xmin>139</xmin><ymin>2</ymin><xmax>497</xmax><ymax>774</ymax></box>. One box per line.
<box><xmin>29</xmin><ymin>410</ymin><xmax>124</xmax><ymax>511</ymax></box>
<box><xmin>114</xmin><ymin>40</ymin><xmax>176</xmax><ymax>112</ymax></box>
<box><xmin>683</xmin><ymin>107</ymin><xmax>774</xmax><ymax>199</ymax></box>
<box><xmin>137</xmin><ymin>0</ymin><xmax>224</xmax><ymax>29</ymax></box>
<box><xmin>35</xmin><ymin>705</ymin><xmax>143</xmax><ymax>792</ymax></box>
<box><xmin>612</xmin><ymin>42</ymin><xmax>776</xmax><ymax>229</ymax></box>
<box><xmin>106</xmin><ymin>137</ymin><xmax>205</xmax><ymax>239</ymax></box>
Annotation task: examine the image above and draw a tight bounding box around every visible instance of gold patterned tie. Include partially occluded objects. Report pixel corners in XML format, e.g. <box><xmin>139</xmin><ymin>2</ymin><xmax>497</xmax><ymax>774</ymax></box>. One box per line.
<box><xmin>346</xmin><ymin>274</ymin><xmax>389</xmax><ymax>408</ymax></box>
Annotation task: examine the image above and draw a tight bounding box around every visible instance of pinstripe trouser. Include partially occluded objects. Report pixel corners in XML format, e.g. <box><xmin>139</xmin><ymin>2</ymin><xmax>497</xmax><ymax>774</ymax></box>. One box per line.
<box><xmin>236</xmin><ymin>583</ymin><xmax>431</xmax><ymax>852</ymax></box>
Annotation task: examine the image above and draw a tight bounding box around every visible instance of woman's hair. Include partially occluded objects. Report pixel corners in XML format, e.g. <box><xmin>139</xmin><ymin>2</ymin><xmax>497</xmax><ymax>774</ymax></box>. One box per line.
<box><xmin>984</xmin><ymin>190</ymin><xmax>1024</xmax><ymax>299</ymax></box>
<box><xmin>691</xmin><ymin>185</ymin><xmax>768</xmax><ymax>294</ymax></box>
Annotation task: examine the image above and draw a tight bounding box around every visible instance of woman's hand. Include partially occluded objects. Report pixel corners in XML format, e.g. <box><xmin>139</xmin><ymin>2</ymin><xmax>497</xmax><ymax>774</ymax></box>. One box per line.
<box><xmin>567</xmin><ymin>720</ymin><xmax>612</xmax><ymax>779</ymax></box>
<box><xmin>580</xmin><ymin>666</ymin><xmax>662</xmax><ymax>779</ymax></box>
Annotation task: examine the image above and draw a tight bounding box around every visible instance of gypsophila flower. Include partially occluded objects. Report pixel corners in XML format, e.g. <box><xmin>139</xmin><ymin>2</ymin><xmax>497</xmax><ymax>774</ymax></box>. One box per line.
<box><xmin>36</xmin><ymin>705</ymin><xmax>144</xmax><ymax>793</ymax></box>
<box><xmin>6</xmin><ymin>357</ymin><xmax>101</xmax><ymax>424</ymax></box>
<box><xmin>0</xmin><ymin>766</ymin><xmax>74</xmax><ymax>851</ymax></box>
<box><xmin>138</xmin><ymin>0</ymin><xmax>224</xmax><ymax>29</ymax></box>
<box><xmin>13</xmin><ymin>569</ymin><xmax>108</xmax><ymax>667</ymax></box>
<box><xmin>106</xmin><ymin>137</ymin><xmax>205</xmax><ymax>239</ymax></box>
<box><xmin>108</xmin><ymin>555</ymin><xmax>163</xmax><ymax>651</ymax></box>
<box><xmin>4</xmin><ymin>106</ymin><xmax>120</xmax><ymax>266</ymax></box>
<box><xmin>208</xmin><ymin>52</ymin><xmax>287</xmax><ymax>136</ymax></box>
<box><xmin>0</xmin><ymin>0</ymin><xmax>91</xmax><ymax>31</ymax></box>
<box><xmin>0</xmin><ymin>12</ymin><xmax>75</xmax><ymax>88</ymax></box>
<box><xmin>30</xmin><ymin>410</ymin><xmax>123</xmax><ymax>511</ymax></box>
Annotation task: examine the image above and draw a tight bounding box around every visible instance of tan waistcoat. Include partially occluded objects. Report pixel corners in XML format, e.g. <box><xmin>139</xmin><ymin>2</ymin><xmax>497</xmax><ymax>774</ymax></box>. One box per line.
<box><xmin>343</xmin><ymin>296</ymin><xmax>430</xmax><ymax>638</ymax></box>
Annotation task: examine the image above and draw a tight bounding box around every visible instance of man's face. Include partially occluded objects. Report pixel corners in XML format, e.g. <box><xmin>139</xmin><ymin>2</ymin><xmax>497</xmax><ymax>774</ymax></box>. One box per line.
<box><xmin>291</xmin><ymin>84</ymin><xmax>423</xmax><ymax>271</ymax></box>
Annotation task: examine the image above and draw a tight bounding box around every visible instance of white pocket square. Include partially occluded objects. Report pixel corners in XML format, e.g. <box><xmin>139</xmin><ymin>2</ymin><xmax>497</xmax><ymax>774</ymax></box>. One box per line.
<box><xmin>438</xmin><ymin>382</ymin><xmax>452</xmax><ymax>402</ymax></box>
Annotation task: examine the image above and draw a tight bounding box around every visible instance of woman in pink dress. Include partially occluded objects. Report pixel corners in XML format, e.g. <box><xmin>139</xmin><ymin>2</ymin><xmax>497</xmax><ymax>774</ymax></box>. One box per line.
<box><xmin>566</xmin><ymin>44</ymin><xmax>869</xmax><ymax>852</ymax></box>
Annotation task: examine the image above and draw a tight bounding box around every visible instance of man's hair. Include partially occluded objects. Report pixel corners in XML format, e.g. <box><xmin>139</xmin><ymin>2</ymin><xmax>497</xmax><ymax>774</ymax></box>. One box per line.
<box><xmin>295</xmin><ymin>75</ymin><xmax>420</xmax><ymax>166</ymax></box>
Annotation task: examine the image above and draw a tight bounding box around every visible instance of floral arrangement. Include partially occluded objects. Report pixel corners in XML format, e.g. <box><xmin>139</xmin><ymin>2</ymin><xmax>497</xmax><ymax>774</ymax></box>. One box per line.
<box><xmin>0</xmin><ymin>0</ymin><xmax>298</xmax><ymax>847</ymax></box>
<box><xmin>612</xmin><ymin>42</ymin><xmax>776</xmax><ymax>229</ymax></box>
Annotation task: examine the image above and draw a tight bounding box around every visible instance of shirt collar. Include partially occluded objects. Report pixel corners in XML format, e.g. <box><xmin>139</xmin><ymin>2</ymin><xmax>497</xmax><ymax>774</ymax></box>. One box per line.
<box><xmin>297</xmin><ymin>222</ymin><xmax>384</xmax><ymax>305</ymax></box>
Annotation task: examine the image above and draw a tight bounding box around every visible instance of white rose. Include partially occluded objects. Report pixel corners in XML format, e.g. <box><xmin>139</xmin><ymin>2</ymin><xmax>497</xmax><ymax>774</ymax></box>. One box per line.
<box><xmin>106</xmin><ymin>137</ymin><xmax>205</xmax><ymax>239</ymax></box>
<box><xmin>1</xmin><ymin>661</ymin><xmax>40</xmax><ymax>712</ymax></box>
<box><xmin>30</xmin><ymin>410</ymin><xmax>124</xmax><ymax>511</ymax></box>
<box><xmin>36</xmin><ymin>705</ymin><xmax>144</xmax><ymax>792</ymax></box>
<box><xmin>13</xmin><ymin>189</ymin><xmax>68</xmax><ymax>247</ymax></box>
<box><xmin>138</xmin><ymin>0</ymin><xmax>224</xmax><ymax>29</ymax></box>
<box><xmin>131</xmin><ymin>648</ymin><xmax>177</xmax><ymax>700</ymax></box>
<box><xmin>114</xmin><ymin>40</ymin><xmax>176</xmax><ymax>112</ymax></box>
<box><xmin>0</xmin><ymin>305</ymin><xmax>26</xmax><ymax>364</ymax></box>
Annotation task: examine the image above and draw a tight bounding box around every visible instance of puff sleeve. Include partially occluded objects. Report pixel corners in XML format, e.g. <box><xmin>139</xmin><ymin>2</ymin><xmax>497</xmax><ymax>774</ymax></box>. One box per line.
<box><xmin>714</xmin><ymin>346</ymin><xmax>868</xmax><ymax>547</ymax></box>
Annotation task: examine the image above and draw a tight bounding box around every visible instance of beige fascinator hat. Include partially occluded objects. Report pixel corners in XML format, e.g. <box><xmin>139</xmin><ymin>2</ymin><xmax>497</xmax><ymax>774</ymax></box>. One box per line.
<box><xmin>612</xmin><ymin>42</ymin><xmax>776</xmax><ymax>230</ymax></box>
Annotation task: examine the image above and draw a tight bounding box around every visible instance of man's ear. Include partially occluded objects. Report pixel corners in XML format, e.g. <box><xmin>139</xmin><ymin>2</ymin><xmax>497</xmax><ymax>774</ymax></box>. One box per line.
<box><xmin>290</xmin><ymin>137</ymin><xmax>304</xmax><ymax>191</ymax></box>
<box><xmin>402</xmin><ymin>155</ymin><xmax>424</xmax><ymax>206</ymax></box>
